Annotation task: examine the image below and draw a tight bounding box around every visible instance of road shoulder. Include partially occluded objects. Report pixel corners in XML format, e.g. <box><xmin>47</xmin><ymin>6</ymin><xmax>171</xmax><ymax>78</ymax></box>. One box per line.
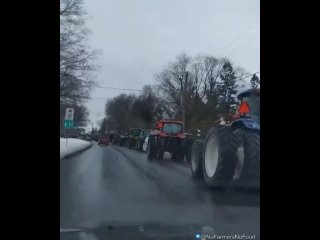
<box><xmin>60</xmin><ymin>138</ymin><xmax>93</xmax><ymax>159</ymax></box>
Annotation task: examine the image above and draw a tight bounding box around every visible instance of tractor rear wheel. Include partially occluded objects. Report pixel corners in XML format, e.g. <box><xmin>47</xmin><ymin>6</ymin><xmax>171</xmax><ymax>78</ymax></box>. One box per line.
<box><xmin>138</xmin><ymin>140</ymin><xmax>143</xmax><ymax>151</ymax></box>
<box><xmin>156</xmin><ymin>137</ymin><xmax>164</xmax><ymax>161</ymax></box>
<box><xmin>185</xmin><ymin>139</ymin><xmax>193</xmax><ymax>162</ymax></box>
<box><xmin>233</xmin><ymin>129</ymin><xmax>260</xmax><ymax>188</ymax></box>
<box><xmin>172</xmin><ymin>140</ymin><xmax>185</xmax><ymax>162</ymax></box>
<box><xmin>203</xmin><ymin>126</ymin><xmax>238</xmax><ymax>188</ymax></box>
<box><xmin>147</xmin><ymin>136</ymin><xmax>156</xmax><ymax>161</ymax></box>
<box><xmin>191</xmin><ymin>140</ymin><xmax>204</xmax><ymax>178</ymax></box>
<box><xmin>135</xmin><ymin>140</ymin><xmax>140</xmax><ymax>151</ymax></box>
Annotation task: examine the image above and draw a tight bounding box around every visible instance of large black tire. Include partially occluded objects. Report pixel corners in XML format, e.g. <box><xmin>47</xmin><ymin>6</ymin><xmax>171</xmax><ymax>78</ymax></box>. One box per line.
<box><xmin>233</xmin><ymin>129</ymin><xmax>260</xmax><ymax>188</ymax></box>
<box><xmin>135</xmin><ymin>140</ymin><xmax>140</xmax><ymax>151</ymax></box>
<box><xmin>128</xmin><ymin>139</ymin><xmax>132</xmax><ymax>149</ymax></box>
<box><xmin>156</xmin><ymin>137</ymin><xmax>164</xmax><ymax>160</ymax></box>
<box><xmin>202</xmin><ymin>126</ymin><xmax>238</xmax><ymax>187</ymax></box>
<box><xmin>172</xmin><ymin>139</ymin><xmax>185</xmax><ymax>162</ymax></box>
<box><xmin>185</xmin><ymin>139</ymin><xmax>194</xmax><ymax>162</ymax></box>
<box><xmin>190</xmin><ymin>140</ymin><xmax>204</xmax><ymax>178</ymax></box>
<box><xmin>138</xmin><ymin>139</ymin><xmax>143</xmax><ymax>152</ymax></box>
<box><xmin>147</xmin><ymin>136</ymin><xmax>156</xmax><ymax>161</ymax></box>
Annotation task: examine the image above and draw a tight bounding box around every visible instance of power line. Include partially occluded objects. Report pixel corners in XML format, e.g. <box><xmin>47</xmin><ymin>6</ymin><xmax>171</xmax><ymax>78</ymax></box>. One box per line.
<box><xmin>63</xmin><ymin>77</ymin><xmax>143</xmax><ymax>92</ymax></box>
<box><xmin>86</xmin><ymin>86</ymin><xmax>142</xmax><ymax>101</ymax></box>
<box><xmin>93</xmin><ymin>85</ymin><xmax>141</xmax><ymax>92</ymax></box>
<box><xmin>87</xmin><ymin>73</ymin><xmax>259</xmax><ymax>102</ymax></box>
<box><xmin>222</xmin><ymin>18</ymin><xmax>259</xmax><ymax>57</ymax></box>
<box><xmin>239</xmin><ymin>71</ymin><xmax>260</xmax><ymax>81</ymax></box>
<box><xmin>227</xmin><ymin>28</ymin><xmax>259</xmax><ymax>58</ymax></box>
<box><xmin>89</xmin><ymin>94</ymin><xmax>140</xmax><ymax>101</ymax></box>
<box><xmin>89</xmin><ymin>97</ymin><xmax>109</xmax><ymax>100</ymax></box>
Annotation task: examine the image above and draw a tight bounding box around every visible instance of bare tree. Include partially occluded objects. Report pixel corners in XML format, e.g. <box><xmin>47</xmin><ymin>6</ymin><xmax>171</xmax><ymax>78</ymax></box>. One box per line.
<box><xmin>60</xmin><ymin>0</ymin><xmax>99</xmax><ymax>104</ymax></box>
<box><xmin>156</xmin><ymin>53</ymin><xmax>193</xmax><ymax>119</ymax></box>
<box><xmin>189</xmin><ymin>55</ymin><xmax>220</xmax><ymax>99</ymax></box>
<box><xmin>155</xmin><ymin>53</ymin><xmax>249</xmax><ymax>131</ymax></box>
<box><xmin>102</xmin><ymin>87</ymin><xmax>164</xmax><ymax>132</ymax></box>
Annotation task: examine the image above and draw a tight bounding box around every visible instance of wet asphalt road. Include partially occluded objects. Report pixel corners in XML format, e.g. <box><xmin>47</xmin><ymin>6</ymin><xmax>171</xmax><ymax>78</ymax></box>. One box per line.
<box><xmin>60</xmin><ymin>142</ymin><xmax>260</xmax><ymax>237</ymax></box>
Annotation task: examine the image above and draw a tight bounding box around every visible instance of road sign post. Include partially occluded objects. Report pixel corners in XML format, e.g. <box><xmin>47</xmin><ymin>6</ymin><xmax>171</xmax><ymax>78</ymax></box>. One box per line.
<box><xmin>65</xmin><ymin>108</ymin><xmax>74</xmax><ymax>120</ymax></box>
<box><xmin>64</xmin><ymin>108</ymin><xmax>75</xmax><ymax>147</ymax></box>
<box><xmin>64</xmin><ymin>120</ymin><xmax>74</xmax><ymax>129</ymax></box>
<box><xmin>64</xmin><ymin>108</ymin><xmax>74</xmax><ymax>129</ymax></box>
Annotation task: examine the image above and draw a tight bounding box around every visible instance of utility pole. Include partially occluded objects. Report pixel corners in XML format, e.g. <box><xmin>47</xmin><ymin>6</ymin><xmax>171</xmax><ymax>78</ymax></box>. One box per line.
<box><xmin>182</xmin><ymin>71</ymin><xmax>188</xmax><ymax>128</ymax></box>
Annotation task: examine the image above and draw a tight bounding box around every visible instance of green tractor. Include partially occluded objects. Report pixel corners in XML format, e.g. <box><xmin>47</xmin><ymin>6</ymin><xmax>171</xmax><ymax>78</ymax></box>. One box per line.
<box><xmin>127</xmin><ymin>128</ymin><xmax>151</xmax><ymax>150</ymax></box>
<box><xmin>136</xmin><ymin>129</ymin><xmax>151</xmax><ymax>152</ymax></box>
<box><xmin>190</xmin><ymin>88</ymin><xmax>260</xmax><ymax>189</ymax></box>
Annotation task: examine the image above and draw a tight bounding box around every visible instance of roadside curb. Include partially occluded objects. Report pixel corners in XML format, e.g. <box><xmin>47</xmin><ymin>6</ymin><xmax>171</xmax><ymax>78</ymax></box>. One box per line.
<box><xmin>60</xmin><ymin>141</ymin><xmax>93</xmax><ymax>159</ymax></box>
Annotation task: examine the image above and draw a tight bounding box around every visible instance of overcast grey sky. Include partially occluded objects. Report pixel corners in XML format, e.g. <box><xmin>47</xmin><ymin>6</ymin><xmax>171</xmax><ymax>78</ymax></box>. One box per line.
<box><xmin>83</xmin><ymin>0</ymin><xmax>260</xmax><ymax>128</ymax></box>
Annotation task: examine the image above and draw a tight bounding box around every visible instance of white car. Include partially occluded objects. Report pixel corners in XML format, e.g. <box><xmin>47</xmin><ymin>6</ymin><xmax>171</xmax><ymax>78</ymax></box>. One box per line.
<box><xmin>142</xmin><ymin>137</ymin><xmax>149</xmax><ymax>152</ymax></box>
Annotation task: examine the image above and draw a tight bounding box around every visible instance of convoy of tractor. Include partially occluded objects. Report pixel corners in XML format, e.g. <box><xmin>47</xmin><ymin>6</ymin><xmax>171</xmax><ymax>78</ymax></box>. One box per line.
<box><xmin>104</xmin><ymin>88</ymin><xmax>260</xmax><ymax>190</ymax></box>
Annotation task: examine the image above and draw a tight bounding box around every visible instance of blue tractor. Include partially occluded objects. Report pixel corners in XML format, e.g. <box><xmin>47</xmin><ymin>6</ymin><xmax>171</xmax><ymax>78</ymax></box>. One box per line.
<box><xmin>190</xmin><ymin>88</ymin><xmax>260</xmax><ymax>189</ymax></box>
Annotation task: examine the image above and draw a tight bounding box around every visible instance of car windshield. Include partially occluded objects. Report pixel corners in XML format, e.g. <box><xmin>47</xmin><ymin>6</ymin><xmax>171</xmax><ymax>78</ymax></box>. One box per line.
<box><xmin>163</xmin><ymin>123</ymin><xmax>182</xmax><ymax>134</ymax></box>
<box><xmin>60</xmin><ymin>0</ymin><xmax>260</xmax><ymax>238</ymax></box>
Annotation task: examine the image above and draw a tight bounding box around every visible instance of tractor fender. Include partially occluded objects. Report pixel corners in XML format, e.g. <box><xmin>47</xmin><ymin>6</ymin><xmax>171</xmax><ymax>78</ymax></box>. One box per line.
<box><xmin>231</xmin><ymin>118</ymin><xmax>260</xmax><ymax>132</ymax></box>
<box><xmin>176</xmin><ymin>133</ymin><xmax>186</xmax><ymax>139</ymax></box>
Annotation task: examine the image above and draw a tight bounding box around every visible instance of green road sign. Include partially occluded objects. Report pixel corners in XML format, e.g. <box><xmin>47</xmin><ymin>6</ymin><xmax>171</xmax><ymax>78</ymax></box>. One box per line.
<box><xmin>64</xmin><ymin>120</ymin><xmax>74</xmax><ymax>129</ymax></box>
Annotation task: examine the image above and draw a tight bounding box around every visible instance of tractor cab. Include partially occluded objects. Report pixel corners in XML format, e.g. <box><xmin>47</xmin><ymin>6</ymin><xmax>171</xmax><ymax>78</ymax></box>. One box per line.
<box><xmin>230</xmin><ymin>88</ymin><xmax>260</xmax><ymax>131</ymax></box>
<box><xmin>237</xmin><ymin>88</ymin><xmax>260</xmax><ymax>123</ymax></box>
<box><xmin>127</xmin><ymin>128</ymin><xmax>142</xmax><ymax>148</ymax></box>
<box><xmin>154</xmin><ymin>120</ymin><xmax>184</xmax><ymax>135</ymax></box>
<box><xmin>147</xmin><ymin>120</ymin><xmax>186</xmax><ymax>162</ymax></box>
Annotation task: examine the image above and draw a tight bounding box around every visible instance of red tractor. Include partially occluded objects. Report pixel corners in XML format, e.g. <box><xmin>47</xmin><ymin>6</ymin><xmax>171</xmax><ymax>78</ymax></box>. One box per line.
<box><xmin>146</xmin><ymin>120</ymin><xmax>186</xmax><ymax>162</ymax></box>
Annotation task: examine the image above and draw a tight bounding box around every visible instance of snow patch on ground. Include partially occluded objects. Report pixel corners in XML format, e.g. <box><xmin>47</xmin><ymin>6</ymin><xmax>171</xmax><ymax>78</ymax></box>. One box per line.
<box><xmin>60</xmin><ymin>138</ymin><xmax>92</xmax><ymax>159</ymax></box>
